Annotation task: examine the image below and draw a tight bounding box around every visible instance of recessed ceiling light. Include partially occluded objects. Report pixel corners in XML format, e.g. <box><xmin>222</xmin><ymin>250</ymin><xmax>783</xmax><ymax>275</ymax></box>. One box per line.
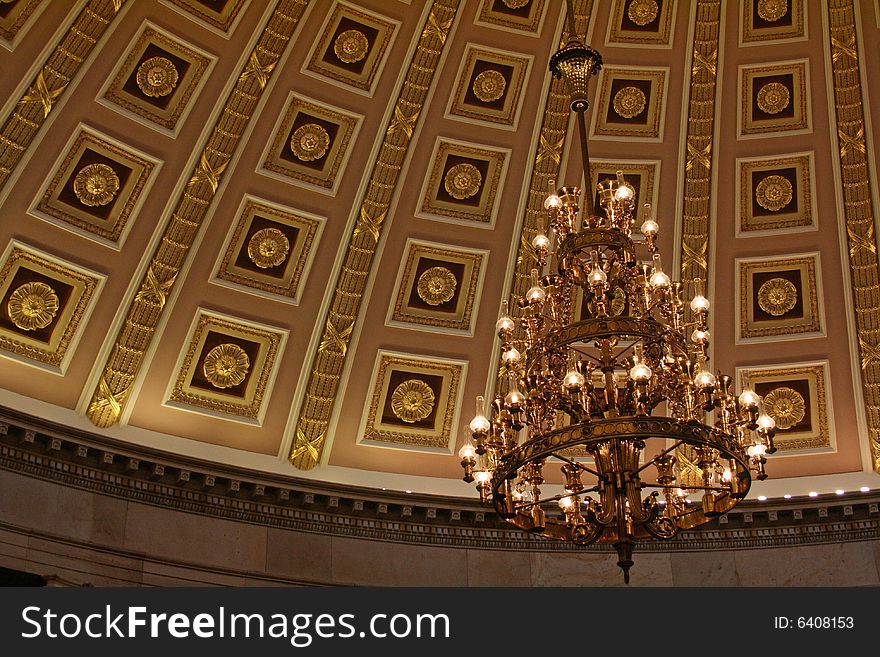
<box><xmin>835</xmin><ymin>489</ymin><xmax>845</xmax><ymax>495</ymax></box>
<box><xmin>860</xmin><ymin>486</ymin><xmax>870</xmax><ymax>492</ymax></box>
<box><xmin>809</xmin><ymin>491</ymin><xmax>818</xmax><ymax>497</ymax></box>
<box><xmin>757</xmin><ymin>495</ymin><xmax>767</xmax><ymax>501</ymax></box>
<box><xmin>405</xmin><ymin>490</ymin><xmax>412</xmax><ymax>494</ymax></box>
<box><xmin>783</xmin><ymin>494</ymin><xmax>792</xmax><ymax>499</ymax></box>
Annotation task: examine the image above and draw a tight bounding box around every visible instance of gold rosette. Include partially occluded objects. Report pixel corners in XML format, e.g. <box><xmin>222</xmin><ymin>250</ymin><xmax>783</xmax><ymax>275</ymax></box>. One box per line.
<box><xmin>612</xmin><ymin>86</ymin><xmax>646</xmax><ymax>119</ymax></box>
<box><xmin>501</xmin><ymin>0</ymin><xmax>529</xmax><ymax>8</ymax></box>
<box><xmin>472</xmin><ymin>70</ymin><xmax>506</xmax><ymax>103</ymax></box>
<box><xmin>757</xmin><ymin>0</ymin><xmax>788</xmax><ymax>22</ymax></box>
<box><xmin>202</xmin><ymin>343</ymin><xmax>250</xmax><ymax>389</ymax></box>
<box><xmin>333</xmin><ymin>29</ymin><xmax>369</xmax><ymax>64</ymax></box>
<box><xmin>390</xmin><ymin>379</ymin><xmax>435</xmax><ymax>423</ymax></box>
<box><xmin>290</xmin><ymin>123</ymin><xmax>330</xmax><ymax>162</ymax></box>
<box><xmin>443</xmin><ymin>162</ymin><xmax>482</xmax><ymax>199</ymax></box>
<box><xmin>7</xmin><ymin>281</ymin><xmax>59</xmax><ymax>331</ymax></box>
<box><xmin>756</xmin><ymin>82</ymin><xmax>790</xmax><ymax>114</ymax></box>
<box><xmin>417</xmin><ymin>266</ymin><xmax>457</xmax><ymax>306</ymax></box>
<box><xmin>757</xmin><ymin>277</ymin><xmax>797</xmax><ymax>316</ymax></box>
<box><xmin>247</xmin><ymin>228</ymin><xmax>290</xmax><ymax>269</ymax></box>
<box><xmin>755</xmin><ymin>174</ymin><xmax>793</xmax><ymax>212</ymax></box>
<box><xmin>73</xmin><ymin>163</ymin><xmax>120</xmax><ymax>207</ymax></box>
<box><xmin>136</xmin><ymin>56</ymin><xmax>179</xmax><ymax>98</ymax></box>
<box><xmin>762</xmin><ymin>386</ymin><xmax>805</xmax><ymax>430</ymax></box>
<box><xmin>628</xmin><ymin>0</ymin><xmax>659</xmax><ymax>26</ymax></box>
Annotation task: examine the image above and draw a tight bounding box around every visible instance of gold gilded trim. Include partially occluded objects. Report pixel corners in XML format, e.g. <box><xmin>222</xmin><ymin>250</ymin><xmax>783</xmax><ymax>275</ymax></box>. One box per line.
<box><xmin>289</xmin><ymin>0</ymin><xmax>461</xmax><ymax>469</ymax></box>
<box><xmin>828</xmin><ymin>0</ymin><xmax>880</xmax><ymax>471</ymax></box>
<box><xmin>85</xmin><ymin>0</ymin><xmax>312</xmax><ymax>428</ymax></box>
<box><xmin>0</xmin><ymin>0</ymin><xmax>128</xmax><ymax>191</ymax></box>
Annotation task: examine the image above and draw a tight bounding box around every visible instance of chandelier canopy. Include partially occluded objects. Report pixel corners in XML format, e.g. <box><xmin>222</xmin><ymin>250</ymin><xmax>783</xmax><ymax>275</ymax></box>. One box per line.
<box><xmin>458</xmin><ymin>33</ymin><xmax>775</xmax><ymax>583</ymax></box>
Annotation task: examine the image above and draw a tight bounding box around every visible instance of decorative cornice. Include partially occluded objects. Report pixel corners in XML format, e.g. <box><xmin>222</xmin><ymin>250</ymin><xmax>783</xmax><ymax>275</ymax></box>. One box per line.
<box><xmin>827</xmin><ymin>0</ymin><xmax>880</xmax><ymax>473</ymax></box>
<box><xmin>289</xmin><ymin>0</ymin><xmax>461</xmax><ymax>470</ymax></box>
<box><xmin>0</xmin><ymin>0</ymin><xmax>128</xmax><ymax>191</ymax></box>
<box><xmin>84</xmin><ymin>0</ymin><xmax>311</xmax><ymax>428</ymax></box>
<box><xmin>2</xmin><ymin>405</ymin><xmax>879</xmax><ymax>552</ymax></box>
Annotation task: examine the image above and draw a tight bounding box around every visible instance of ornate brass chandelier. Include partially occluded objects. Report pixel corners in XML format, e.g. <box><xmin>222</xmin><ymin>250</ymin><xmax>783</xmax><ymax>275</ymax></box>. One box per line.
<box><xmin>458</xmin><ymin>30</ymin><xmax>775</xmax><ymax>583</ymax></box>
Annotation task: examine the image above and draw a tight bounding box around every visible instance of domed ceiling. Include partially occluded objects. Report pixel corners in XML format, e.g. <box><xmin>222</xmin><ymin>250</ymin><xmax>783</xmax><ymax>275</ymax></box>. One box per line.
<box><xmin>1</xmin><ymin>0</ymin><xmax>879</xmax><ymax>499</ymax></box>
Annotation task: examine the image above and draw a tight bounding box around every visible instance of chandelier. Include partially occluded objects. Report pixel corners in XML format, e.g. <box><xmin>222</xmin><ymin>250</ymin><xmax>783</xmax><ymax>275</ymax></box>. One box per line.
<box><xmin>458</xmin><ymin>33</ymin><xmax>775</xmax><ymax>583</ymax></box>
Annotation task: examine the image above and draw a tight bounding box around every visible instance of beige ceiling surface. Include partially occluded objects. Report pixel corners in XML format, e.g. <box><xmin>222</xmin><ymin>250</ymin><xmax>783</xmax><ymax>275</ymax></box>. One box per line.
<box><xmin>1</xmin><ymin>0</ymin><xmax>879</xmax><ymax>496</ymax></box>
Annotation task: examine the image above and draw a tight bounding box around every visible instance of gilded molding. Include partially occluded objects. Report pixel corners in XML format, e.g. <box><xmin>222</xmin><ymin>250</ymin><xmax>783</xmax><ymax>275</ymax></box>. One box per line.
<box><xmin>0</xmin><ymin>0</ymin><xmax>127</xmax><ymax>191</ymax></box>
<box><xmin>827</xmin><ymin>0</ymin><xmax>880</xmax><ymax>472</ymax></box>
<box><xmin>289</xmin><ymin>0</ymin><xmax>460</xmax><ymax>470</ymax></box>
<box><xmin>84</xmin><ymin>0</ymin><xmax>311</xmax><ymax>428</ymax></box>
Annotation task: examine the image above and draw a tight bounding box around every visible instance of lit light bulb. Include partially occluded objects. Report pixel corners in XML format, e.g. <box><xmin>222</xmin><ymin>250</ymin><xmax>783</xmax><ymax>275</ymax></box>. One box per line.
<box><xmin>558</xmin><ymin>496</ymin><xmax>574</xmax><ymax>510</ymax></box>
<box><xmin>738</xmin><ymin>389</ymin><xmax>760</xmax><ymax>408</ymax></box>
<box><xmin>690</xmin><ymin>295</ymin><xmax>710</xmax><ymax>312</ymax></box>
<box><xmin>502</xmin><ymin>347</ymin><xmax>521</xmax><ymax>366</ymax></box>
<box><xmin>469</xmin><ymin>414</ymin><xmax>490</xmax><ymax>434</ymax></box>
<box><xmin>722</xmin><ymin>468</ymin><xmax>732</xmax><ymax>482</ymax></box>
<box><xmin>649</xmin><ymin>269</ymin><xmax>670</xmax><ymax>288</ymax></box>
<box><xmin>747</xmin><ymin>444</ymin><xmax>767</xmax><ymax>458</ymax></box>
<box><xmin>676</xmin><ymin>488</ymin><xmax>687</xmax><ymax>498</ymax></box>
<box><xmin>629</xmin><ymin>362</ymin><xmax>652</xmax><ymax>382</ymax></box>
<box><xmin>505</xmin><ymin>388</ymin><xmax>525</xmax><ymax>408</ymax></box>
<box><xmin>544</xmin><ymin>193</ymin><xmax>562</xmax><ymax>210</ymax></box>
<box><xmin>496</xmin><ymin>315</ymin><xmax>515</xmax><ymax>333</ymax></box>
<box><xmin>526</xmin><ymin>284</ymin><xmax>546</xmax><ymax>303</ymax></box>
<box><xmin>589</xmin><ymin>266</ymin><xmax>607</xmax><ymax>285</ymax></box>
<box><xmin>615</xmin><ymin>183</ymin><xmax>635</xmax><ymax>201</ymax></box>
<box><xmin>694</xmin><ymin>370</ymin><xmax>716</xmax><ymax>390</ymax></box>
<box><xmin>691</xmin><ymin>328</ymin><xmax>710</xmax><ymax>344</ymax></box>
<box><xmin>532</xmin><ymin>233</ymin><xmax>551</xmax><ymax>251</ymax></box>
<box><xmin>458</xmin><ymin>443</ymin><xmax>476</xmax><ymax>459</ymax></box>
<box><xmin>474</xmin><ymin>470</ymin><xmax>491</xmax><ymax>484</ymax></box>
<box><xmin>640</xmin><ymin>219</ymin><xmax>659</xmax><ymax>237</ymax></box>
<box><xmin>757</xmin><ymin>414</ymin><xmax>776</xmax><ymax>431</ymax></box>
<box><xmin>563</xmin><ymin>369</ymin><xmax>585</xmax><ymax>391</ymax></box>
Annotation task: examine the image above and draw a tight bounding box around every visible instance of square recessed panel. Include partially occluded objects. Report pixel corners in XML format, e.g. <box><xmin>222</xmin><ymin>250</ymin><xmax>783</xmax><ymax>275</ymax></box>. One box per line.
<box><xmin>0</xmin><ymin>0</ymin><xmax>41</xmax><ymax>48</ymax></box>
<box><xmin>31</xmin><ymin>126</ymin><xmax>159</xmax><ymax>247</ymax></box>
<box><xmin>737</xmin><ymin>361</ymin><xmax>833</xmax><ymax>452</ymax></box>
<box><xmin>417</xmin><ymin>138</ymin><xmax>509</xmax><ymax>226</ymax></box>
<box><xmin>260</xmin><ymin>94</ymin><xmax>361</xmax><ymax>194</ymax></box>
<box><xmin>212</xmin><ymin>196</ymin><xmax>323</xmax><ymax>303</ymax></box>
<box><xmin>387</xmin><ymin>240</ymin><xmax>488</xmax><ymax>335</ymax></box>
<box><xmin>737</xmin><ymin>152</ymin><xmax>814</xmax><ymax>236</ymax></box>
<box><xmin>303</xmin><ymin>1</ymin><xmax>398</xmax><ymax>95</ymax></box>
<box><xmin>737</xmin><ymin>253</ymin><xmax>824</xmax><ymax>343</ymax></box>
<box><xmin>166</xmin><ymin>310</ymin><xmax>286</xmax><ymax>423</ymax></box>
<box><xmin>446</xmin><ymin>45</ymin><xmax>532</xmax><ymax>129</ymax></box>
<box><xmin>100</xmin><ymin>23</ymin><xmax>213</xmax><ymax>134</ymax></box>
<box><xmin>738</xmin><ymin>60</ymin><xmax>810</xmax><ymax>138</ymax></box>
<box><xmin>740</xmin><ymin>0</ymin><xmax>806</xmax><ymax>45</ymax></box>
<box><xmin>591</xmin><ymin>66</ymin><xmax>667</xmax><ymax>140</ymax></box>
<box><xmin>606</xmin><ymin>0</ymin><xmax>676</xmax><ymax>48</ymax></box>
<box><xmin>161</xmin><ymin>0</ymin><xmax>248</xmax><ymax>35</ymax></box>
<box><xmin>0</xmin><ymin>241</ymin><xmax>103</xmax><ymax>372</ymax></box>
<box><xmin>358</xmin><ymin>350</ymin><xmax>466</xmax><ymax>451</ymax></box>
<box><xmin>589</xmin><ymin>160</ymin><xmax>660</xmax><ymax>229</ymax></box>
<box><xmin>476</xmin><ymin>0</ymin><xmax>548</xmax><ymax>34</ymax></box>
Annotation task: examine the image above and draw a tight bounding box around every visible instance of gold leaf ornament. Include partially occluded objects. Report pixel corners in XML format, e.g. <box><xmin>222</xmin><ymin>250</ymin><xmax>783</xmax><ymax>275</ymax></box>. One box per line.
<box><xmin>247</xmin><ymin>228</ymin><xmax>290</xmax><ymax>268</ymax></box>
<box><xmin>390</xmin><ymin>379</ymin><xmax>435</xmax><ymax>423</ymax></box>
<box><xmin>472</xmin><ymin>69</ymin><xmax>506</xmax><ymax>102</ymax></box>
<box><xmin>757</xmin><ymin>277</ymin><xmax>797</xmax><ymax>316</ymax></box>
<box><xmin>136</xmin><ymin>56</ymin><xmax>179</xmax><ymax>98</ymax></box>
<box><xmin>612</xmin><ymin>86</ymin><xmax>646</xmax><ymax>119</ymax></box>
<box><xmin>203</xmin><ymin>343</ymin><xmax>250</xmax><ymax>389</ymax></box>
<box><xmin>756</xmin><ymin>82</ymin><xmax>790</xmax><ymax>115</ymax></box>
<box><xmin>417</xmin><ymin>266</ymin><xmax>457</xmax><ymax>306</ymax></box>
<box><xmin>755</xmin><ymin>174</ymin><xmax>793</xmax><ymax>212</ymax></box>
<box><xmin>628</xmin><ymin>0</ymin><xmax>659</xmax><ymax>26</ymax></box>
<box><xmin>501</xmin><ymin>0</ymin><xmax>529</xmax><ymax>8</ymax></box>
<box><xmin>333</xmin><ymin>29</ymin><xmax>369</xmax><ymax>64</ymax></box>
<box><xmin>73</xmin><ymin>163</ymin><xmax>120</xmax><ymax>207</ymax></box>
<box><xmin>290</xmin><ymin>123</ymin><xmax>330</xmax><ymax>162</ymax></box>
<box><xmin>757</xmin><ymin>0</ymin><xmax>787</xmax><ymax>22</ymax></box>
<box><xmin>7</xmin><ymin>281</ymin><xmax>59</xmax><ymax>331</ymax></box>
<box><xmin>762</xmin><ymin>386</ymin><xmax>805</xmax><ymax>430</ymax></box>
<box><xmin>444</xmin><ymin>162</ymin><xmax>482</xmax><ymax>199</ymax></box>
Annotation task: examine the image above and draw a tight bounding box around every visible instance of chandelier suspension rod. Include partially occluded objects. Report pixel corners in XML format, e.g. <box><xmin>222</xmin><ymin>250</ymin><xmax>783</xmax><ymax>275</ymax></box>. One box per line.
<box><xmin>575</xmin><ymin>109</ymin><xmax>595</xmax><ymax>218</ymax></box>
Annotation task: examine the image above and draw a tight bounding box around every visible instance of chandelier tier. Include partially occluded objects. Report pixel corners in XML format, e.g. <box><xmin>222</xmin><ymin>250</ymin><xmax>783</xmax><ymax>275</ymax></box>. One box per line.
<box><xmin>458</xmin><ymin>32</ymin><xmax>775</xmax><ymax>583</ymax></box>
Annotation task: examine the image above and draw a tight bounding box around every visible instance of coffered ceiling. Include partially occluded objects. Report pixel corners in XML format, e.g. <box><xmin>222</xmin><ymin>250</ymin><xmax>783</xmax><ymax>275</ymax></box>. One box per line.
<box><xmin>1</xmin><ymin>0</ymin><xmax>879</xmax><ymax>498</ymax></box>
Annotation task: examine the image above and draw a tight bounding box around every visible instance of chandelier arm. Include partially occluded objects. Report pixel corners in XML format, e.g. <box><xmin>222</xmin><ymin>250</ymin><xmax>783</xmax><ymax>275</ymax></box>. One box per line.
<box><xmin>551</xmin><ymin>451</ymin><xmax>602</xmax><ymax>478</ymax></box>
<box><xmin>633</xmin><ymin>439</ymin><xmax>685</xmax><ymax>475</ymax></box>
